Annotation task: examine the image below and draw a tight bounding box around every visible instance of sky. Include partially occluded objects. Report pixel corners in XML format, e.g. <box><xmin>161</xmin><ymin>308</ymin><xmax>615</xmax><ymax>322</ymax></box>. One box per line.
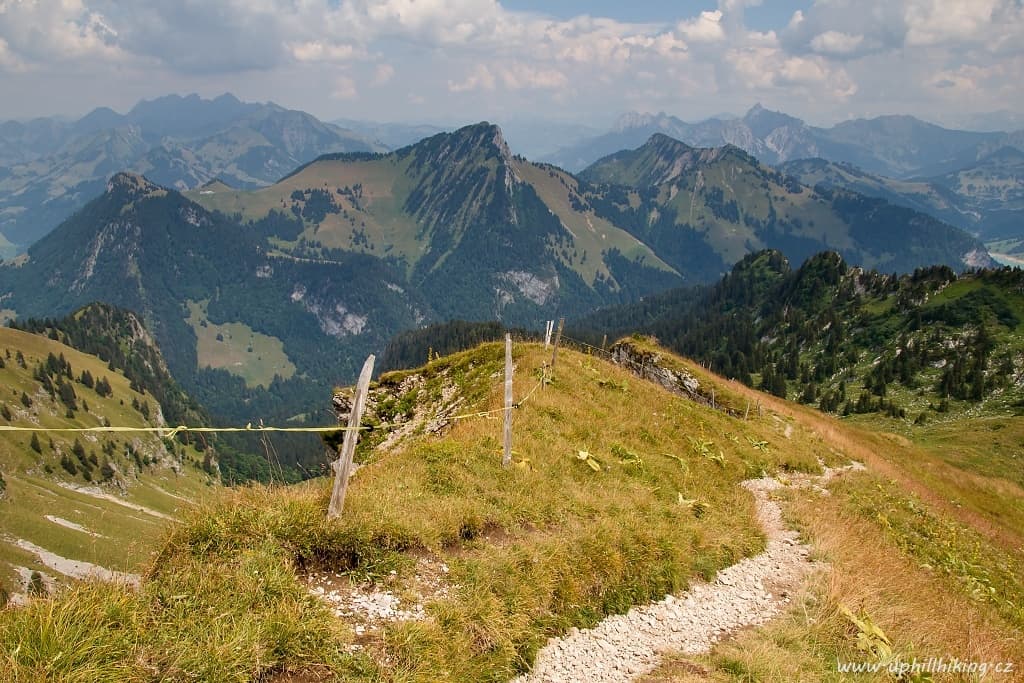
<box><xmin>0</xmin><ymin>0</ymin><xmax>1022</xmax><ymax>129</ymax></box>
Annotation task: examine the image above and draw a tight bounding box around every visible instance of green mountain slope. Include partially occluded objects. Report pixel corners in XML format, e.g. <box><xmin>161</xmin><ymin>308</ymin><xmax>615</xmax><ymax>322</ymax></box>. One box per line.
<box><xmin>0</xmin><ymin>172</ymin><xmax>423</xmax><ymax>475</ymax></box>
<box><xmin>188</xmin><ymin>122</ymin><xmax>682</xmax><ymax>317</ymax></box>
<box><xmin>0</xmin><ymin>324</ymin><xmax>216</xmax><ymax>601</ymax></box>
<box><xmin>572</xmin><ymin>250</ymin><xmax>1024</xmax><ymax>424</ymax></box>
<box><xmin>579</xmin><ymin>134</ymin><xmax>993</xmax><ymax>276</ymax></box>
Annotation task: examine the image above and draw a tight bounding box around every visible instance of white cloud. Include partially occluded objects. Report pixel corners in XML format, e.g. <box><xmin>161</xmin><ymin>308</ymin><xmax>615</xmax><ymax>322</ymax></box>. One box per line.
<box><xmin>0</xmin><ymin>37</ymin><xmax>26</xmax><ymax>72</ymax></box>
<box><xmin>0</xmin><ymin>0</ymin><xmax>125</xmax><ymax>65</ymax></box>
<box><xmin>290</xmin><ymin>41</ymin><xmax>357</xmax><ymax>63</ymax></box>
<box><xmin>728</xmin><ymin>43</ymin><xmax>857</xmax><ymax>100</ymax></box>
<box><xmin>809</xmin><ymin>31</ymin><xmax>864</xmax><ymax>56</ymax></box>
<box><xmin>447</xmin><ymin>62</ymin><xmax>566</xmax><ymax>92</ymax></box>
<box><xmin>0</xmin><ymin>0</ymin><xmax>1021</xmax><ymax>128</ymax></box>
<box><xmin>499</xmin><ymin>63</ymin><xmax>567</xmax><ymax>90</ymax></box>
<box><xmin>331</xmin><ymin>74</ymin><xmax>358</xmax><ymax>100</ymax></box>
<box><xmin>904</xmin><ymin>0</ymin><xmax>999</xmax><ymax>46</ymax></box>
<box><xmin>678</xmin><ymin>10</ymin><xmax>724</xmax><ymax>43</ymax></box>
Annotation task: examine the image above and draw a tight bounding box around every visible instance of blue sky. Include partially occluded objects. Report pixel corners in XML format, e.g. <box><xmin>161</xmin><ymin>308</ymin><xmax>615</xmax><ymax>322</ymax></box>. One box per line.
<box><xmin>502</xmin><ymin>0</ymin><xmax>810</xmax><ymax>31</ymax></box>
<box><xmin>0</xmin><ymin>1</ymin><xmax>1021</xmax><ymax>130</ymax></box>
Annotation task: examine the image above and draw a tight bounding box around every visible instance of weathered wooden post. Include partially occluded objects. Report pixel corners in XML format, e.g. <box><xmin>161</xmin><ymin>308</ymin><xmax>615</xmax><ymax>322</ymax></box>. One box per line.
<box><xmin>327</xmin><ymin>354</ymin><xmax>374</xmax><ymax>520</ymax></box>
<box><xmin>550</xmin><ymin>318</ymin><xmax>564</xmax><ymax>369</ymax></box>
<box><xmin>503</xmin><ymin>334</ymin><xmax>513</xmax><ymax>469</ymax></box>
<box><xmin>600</xmin><ymin>334</ymin><xmax>607</xmax><ymax>352</ymax></box>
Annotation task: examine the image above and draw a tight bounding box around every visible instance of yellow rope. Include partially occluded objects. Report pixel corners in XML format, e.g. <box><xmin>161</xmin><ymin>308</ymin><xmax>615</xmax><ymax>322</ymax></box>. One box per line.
<box><xmin>0</xmin><ymin>348</ymin><xmax>552</xmax><ymax>441</ymax></box>
<box><xmin>0</xmin><ymin>424</ymin><xmax>362</xmax><ymax>440</ymax></box>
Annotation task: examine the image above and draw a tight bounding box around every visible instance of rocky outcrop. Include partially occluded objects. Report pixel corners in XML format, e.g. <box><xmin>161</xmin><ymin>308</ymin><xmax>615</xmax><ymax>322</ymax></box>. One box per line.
<box><xmin>610</xmin><ymin>340</ymin><xmax>738</xmax><ymax>416</ymax></box>
<box><xmin>332</xmin><ymin>364</ymin><xmax>468</xmax><ymax>455</ymax></box>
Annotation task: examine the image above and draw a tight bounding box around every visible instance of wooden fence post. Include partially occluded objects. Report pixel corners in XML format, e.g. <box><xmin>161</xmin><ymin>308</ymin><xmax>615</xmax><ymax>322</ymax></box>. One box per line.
<box><xmin>601</xmin><ymin>334</ymin><xmax>607</xmax><ymax>352</ymax></box>
<box><xmin>327</xmin><ymin>354</ymin><xmax>375</xmax><ymax>520</ymax></box>
<box><xmin>550</xmin><ymin>318</ymin><xmax>564</xmax><ymax>369</ymax></box>
<box><xmin>503</xmin><ymin>334</ymin><xmax>513</xmax><ymax>469</ymax></box>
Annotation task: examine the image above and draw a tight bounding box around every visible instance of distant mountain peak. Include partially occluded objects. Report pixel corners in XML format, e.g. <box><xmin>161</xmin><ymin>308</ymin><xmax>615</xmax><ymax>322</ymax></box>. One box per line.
<box><xmin>613</xmin><ymin>111</ymin><xmax>682</xmax><ymax>133</ymax></box>
<box><xmin>487</xmin><ymin>122</ymin><xmax>514</xmax><ymax>161</ymax></box>
<box><xmin>583</xmin><ymin>133</ymin><xmax>757</xmax><ymax>188</ymax></box>
<box><xmin>980</xmin><ymin>145</ymin><xmax>1024</xmax><ymax>164</ymax></box>
<box><xmin>646</xmin><ymin>132</ymin><xmax>692</xmax><ymax>149</ymax></box>
<box><xmin>614</xmin><ymin>111</ymin><xmax>656</xmax><ymax>131</ymax></box>
<box><xmin>106</xmin><ymin>171</ymin><xmax>163</xmax><ymax>200</ymax></box>
<box><xmin>418</xmin><ymin>122</ymin><xmax>518</xmax><ymax>174</ymax></box>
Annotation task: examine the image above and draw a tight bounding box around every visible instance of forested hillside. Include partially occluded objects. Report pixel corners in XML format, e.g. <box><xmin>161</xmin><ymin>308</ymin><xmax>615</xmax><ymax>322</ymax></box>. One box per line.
<box><xmin>573</xmin><ymin>251</ymin><xmax>1024</xmax><ymax>423</ymax></box>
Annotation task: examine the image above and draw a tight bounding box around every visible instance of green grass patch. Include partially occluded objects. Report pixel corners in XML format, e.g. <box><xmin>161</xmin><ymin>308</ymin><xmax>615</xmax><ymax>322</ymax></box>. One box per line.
<box><xmin>0</xmin><ymin>326</ymin><xmax>214</xmax><ymax>587</ymax></box>
<box><xmin>185</xmin><ymin>299</ymin><xmax>295</xmax><ymax>388</ymax></box>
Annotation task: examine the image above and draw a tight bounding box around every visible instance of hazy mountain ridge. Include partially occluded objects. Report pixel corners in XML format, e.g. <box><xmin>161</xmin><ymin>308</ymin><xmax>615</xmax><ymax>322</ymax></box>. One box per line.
<box><xmin>330</xmin><ymin>118</ymin><xmax>448</xmax><ymax>150</ymax></box>
<box><xmin>546</xmin><ymin>105</ymin><xmax>1020</xmax><ymax>178</ymax></box>
<box><xmin>0</xmin><ymin>94</ymin><xmax>386</xmax><ymax>252</ymax></box>
<box><xmin>779</xmin><ymin>146</ymin><xmax>1024</xmax><ymax>242</ymax></box>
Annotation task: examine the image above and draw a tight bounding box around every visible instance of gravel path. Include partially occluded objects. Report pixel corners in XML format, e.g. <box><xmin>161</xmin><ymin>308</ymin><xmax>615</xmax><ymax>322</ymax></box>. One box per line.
<box><xmin>512</xmin><ymin>469</ymin><xmax>850</xmax><ymax>682</ymax></box>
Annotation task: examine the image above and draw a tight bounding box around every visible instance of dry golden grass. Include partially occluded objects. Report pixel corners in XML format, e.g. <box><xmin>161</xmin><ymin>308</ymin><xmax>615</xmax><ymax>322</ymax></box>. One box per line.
<box><xmin>648</xmin><ymin>472</ymin><xmax>1024</xmax><ymax>681</ymax></box>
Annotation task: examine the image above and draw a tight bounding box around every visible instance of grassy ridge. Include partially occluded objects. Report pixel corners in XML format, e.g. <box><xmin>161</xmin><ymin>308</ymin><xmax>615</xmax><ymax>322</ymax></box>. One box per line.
<box><xmin>0</xmin><ymin>326</ymin><xmax>214</xmax><ymax>596</ymax></box>
<box><xmin>1</xmin><ymin>341</ymin><xmax>834</xmax><ymax>680</ymax></box>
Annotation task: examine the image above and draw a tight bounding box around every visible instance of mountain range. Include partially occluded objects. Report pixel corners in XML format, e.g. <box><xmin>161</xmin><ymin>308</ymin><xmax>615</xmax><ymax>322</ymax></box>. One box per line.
<box><xmin>577</xmin><ymin>133</ymin><xmax>990</xmax><ymax>276</ymax></box>
<box><xmin>0</xmin><ymin>122</ymin><xmax>994</xmax><ymax>459</ymax></box>
<box><xmin>0</xmin><ymin>94</ymin><xmax>386</xmax><ymax>254</ymax></box>
<box><xmin>544</xmin><ymin>105</ymin><xmax>1024</xmax><ymax>179</ymax></box>
<box><xmin>4</xmin><ymin>95</ymin><xmax>1022</xmax><ymax>263</ymax></box>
